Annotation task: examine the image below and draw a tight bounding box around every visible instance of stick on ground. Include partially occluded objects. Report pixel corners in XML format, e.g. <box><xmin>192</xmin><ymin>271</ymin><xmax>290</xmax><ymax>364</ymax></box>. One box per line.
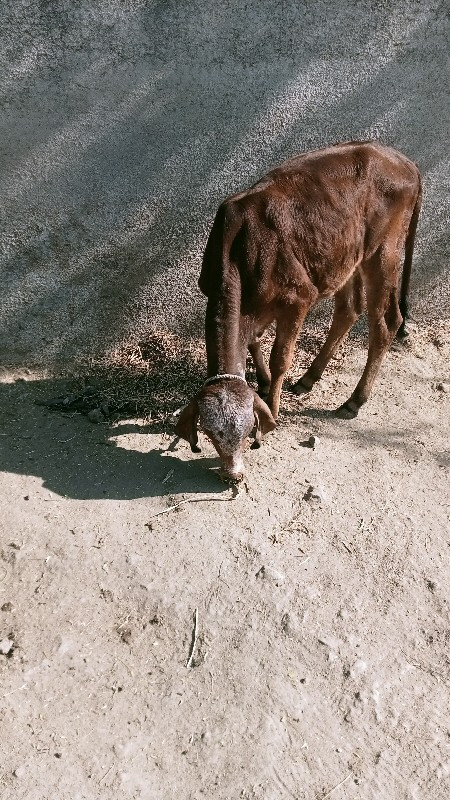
<box><xmin>145</xmin><ymin>490</ymin><xmax>239</xmax><ymax>525</ymax></box>
<box><xmin>320</xmin><ymin>772</ymin><xmax>352</xmax><ymax>799</ymax></box>
<box><xmin>186</xmin><ymin>608</ymin><xmax>199</xmax><ymax>669</ymax></box>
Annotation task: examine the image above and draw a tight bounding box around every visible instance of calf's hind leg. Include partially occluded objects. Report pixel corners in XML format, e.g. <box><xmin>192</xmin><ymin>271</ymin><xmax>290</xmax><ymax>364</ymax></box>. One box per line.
<box><xmin>336</xmin><ymin>247</ymin><xmax>403</xmax><ymax>419</ymax></box>
<box><xmin>292</xmin><ymin>271</ymin><xmax>365</xmax><ymax>395</ymax></box>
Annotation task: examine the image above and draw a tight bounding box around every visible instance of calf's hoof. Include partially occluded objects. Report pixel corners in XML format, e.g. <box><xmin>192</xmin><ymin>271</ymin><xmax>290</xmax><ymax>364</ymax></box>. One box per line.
<box><xmin>335</xmin><ymin>400</ymin><xmax>362</xmax><ymax>420</ymax></box>
<box><xmin>291</xmin><ymin>376</ymin><xmax>315</xmax><ymax>395</ymax></box>
<box><xmin>396</xmin><ymin>327</ymin><xmax>410</xmax><ymax>341</ymax></box>
<box><xmin>257</xmin><ymin>385</ymin><xmax>271</xmax><ymax>400</ymax></box>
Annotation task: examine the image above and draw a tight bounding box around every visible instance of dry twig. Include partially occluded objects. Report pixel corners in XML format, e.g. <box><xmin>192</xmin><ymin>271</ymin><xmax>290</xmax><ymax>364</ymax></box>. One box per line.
<box><xmin>147</xmin><ymin>498</ymin><xmax>194</xmax><ymax>521</ymax></box>
<box><xmin>161</xmin><ymin>469</ymin><xmax>174</xmax><ymax>484</ymax></box>
<box><xmin>319</xmin><ymin>773</ymin><xmax>352</xmax><ymax>799</ymax></box>
<box><xmin>186</xmin><ymin>608</ymin><xmax>199</xmax><ymax>669</ymax></box>
<box><xmin>98</xmin><ymin>763</ymin><xmax>115</xmax><ymax>784</ymax></box>
<box><xmin>145</xmin><ymin>490</ymin><xmax>238</xmax><ymax>525</ymax></box>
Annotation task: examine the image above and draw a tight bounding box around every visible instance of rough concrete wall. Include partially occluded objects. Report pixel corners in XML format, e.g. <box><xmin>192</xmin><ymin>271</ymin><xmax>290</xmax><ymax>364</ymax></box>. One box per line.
<box><xmin>1</xmin><ymin>0</ymin><xmax>448</xmax><ymax>369</ymax></box>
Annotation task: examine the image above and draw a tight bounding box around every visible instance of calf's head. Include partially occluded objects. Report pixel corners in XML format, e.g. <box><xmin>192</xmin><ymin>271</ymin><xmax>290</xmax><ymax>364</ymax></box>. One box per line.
<box><xmin>175</xmin><ymin>378</ymin><xmax>276</xmax><ymax>482</ymax></box>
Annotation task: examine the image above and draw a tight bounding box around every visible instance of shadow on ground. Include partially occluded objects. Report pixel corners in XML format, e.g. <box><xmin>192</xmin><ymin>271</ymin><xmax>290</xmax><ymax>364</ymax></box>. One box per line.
<box><xmin>1</xmin><ymin>352</ymin><xmax>448</xmax><ymax>503</ymax></box>
<box><xmin>0</xmin><ymin>377</ymin><xmax>231</xmax><ymax>501</ymax></box>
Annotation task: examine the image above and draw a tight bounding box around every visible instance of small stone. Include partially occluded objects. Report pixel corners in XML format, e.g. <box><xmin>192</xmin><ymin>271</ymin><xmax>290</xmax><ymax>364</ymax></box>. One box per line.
<box><xmin>318</xmin><ymin>634</ymin><xmax>341</xmax><ymax>650</ymax></box>
<box><xmin>87</xmin><ymin>408</ymin><xmax>105</xmax><ymax>423</ymax></box>
<box><xmin>117</xmin><ymin>626</ymin><xmax>132</xmax><ymax>644</ymax></box>
<box><xmin>304</xmin><ymin>484</ymin><xmax>330</xmax><ymax>504</ymax></box>
<box><xmin>281</xmin><ymin>612</ymin><xmax>300</xmax><ymax>636</ymax></box>
<box><xmin>113</xmin><ymin>741</ymin><xmax>136</xmax><ymax>759</ymax></box>
<box><xmin>308</xmin><ymin>435</ymin><xmax>320</xmax><ymax>449</ymax></box>
<box><xmin>0</xmin><ymin>638</ymin><xmax>14</xmax><ymax>656</ymax></box>
<box><xmin>82</xmin><ymin>384</ymin><xmax>98</xmax><ymax>396</ymax></box>
<box><xmin>23</xmin><ymin>495</ymin><xmax>29</xmax><ymax>501</ymax></box>
<box><xmin>350</xmin><ymin>659</ymin><xmax>368</xmax><ymax>677</ymax></box>
<box><xmin>436</xmin><ymin>382</ymin><xmax>449</xmax><ymax>392</ymax></box>
<box><xmin>13</xmin><ymin>765</ymin><xmax>26</xmax><ymax>779</ymax></box>
<box><xmin>256</xmin><ymin>565</ymin><xmax>285</xmax><ymax>584</ymax></box>
<box><xmin>1</xmin><ymin>602</ymin><xmax>12</xmax><ymax>612</ymax></box>
<box><xmin>56</xmin><ymin>637</ymin><xmax>74</xmax><ymax>656</ymax></box>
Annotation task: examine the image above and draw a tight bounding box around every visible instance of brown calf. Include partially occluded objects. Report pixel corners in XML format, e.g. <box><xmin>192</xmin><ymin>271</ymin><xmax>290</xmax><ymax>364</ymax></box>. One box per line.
<box><xmin>176</xmin><ymin>141</ymin><xmax>422</xmax><ymax>480</ymax></box>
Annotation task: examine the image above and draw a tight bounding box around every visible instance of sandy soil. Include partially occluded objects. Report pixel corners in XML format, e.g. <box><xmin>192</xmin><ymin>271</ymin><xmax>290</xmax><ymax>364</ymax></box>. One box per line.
<box><xmin>1</xmin><ymin>2</ymin><xmax>449</xmax><ymax>797</ymax></box>
<box><xmin>1</xmin><ymin>322</ymin><xmax>449</xmax><ymax>800</ymax></box>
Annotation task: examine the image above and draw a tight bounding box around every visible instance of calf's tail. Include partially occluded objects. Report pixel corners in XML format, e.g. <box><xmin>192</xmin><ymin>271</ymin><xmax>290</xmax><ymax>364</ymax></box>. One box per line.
<box><xmin>397</xmin><ymin>175</ymin><xmax>422</xmax><ymax>339</ymax></box>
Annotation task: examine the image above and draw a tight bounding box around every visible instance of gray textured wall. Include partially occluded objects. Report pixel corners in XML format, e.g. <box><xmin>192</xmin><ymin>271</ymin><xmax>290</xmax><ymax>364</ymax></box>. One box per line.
<box><xmin>1</xmin><ymin>0</ymin><xmax>448</xmax><ymax>369</ymax></box>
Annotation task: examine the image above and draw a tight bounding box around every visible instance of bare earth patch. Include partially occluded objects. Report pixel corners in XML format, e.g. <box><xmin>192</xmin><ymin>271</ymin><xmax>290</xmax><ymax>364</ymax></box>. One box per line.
<box><xmin>0</xmin><ymin>323</ymin><xmax>449</xmax><ymax>799</ymax></box>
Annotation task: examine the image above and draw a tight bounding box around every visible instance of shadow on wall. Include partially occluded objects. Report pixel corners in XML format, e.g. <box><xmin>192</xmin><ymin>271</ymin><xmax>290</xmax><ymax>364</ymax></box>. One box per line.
<box><xmin>0</xmin><ymin>1</ymin><xmax>448</xmax><ymax>371</ymax></box>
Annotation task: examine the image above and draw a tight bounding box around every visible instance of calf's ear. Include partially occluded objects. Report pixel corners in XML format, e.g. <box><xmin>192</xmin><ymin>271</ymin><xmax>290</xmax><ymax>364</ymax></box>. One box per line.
<box><xmin>251</xmin><ymin>392</ymin><xmax>276</xmax><ymax>448</ymax></box>
<box><xmin>174</xmin><ymin>399</ymin><xmax>201</xmax><ymax>452</ymax></box>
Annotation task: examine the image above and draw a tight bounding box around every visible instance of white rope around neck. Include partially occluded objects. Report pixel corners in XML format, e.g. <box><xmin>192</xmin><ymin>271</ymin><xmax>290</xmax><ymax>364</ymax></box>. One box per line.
<box><xmin>203</xmin><ymin>373</ymin><xmax>247</xmax><ymax>388</ymax></box>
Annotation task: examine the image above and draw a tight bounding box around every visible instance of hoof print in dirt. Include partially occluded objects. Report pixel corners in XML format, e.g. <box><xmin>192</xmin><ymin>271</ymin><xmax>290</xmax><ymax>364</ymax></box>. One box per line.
<box><xmin>116</xmin><ymin>624</ymin><xmax>133</xmax><ymax>645</ymax></box>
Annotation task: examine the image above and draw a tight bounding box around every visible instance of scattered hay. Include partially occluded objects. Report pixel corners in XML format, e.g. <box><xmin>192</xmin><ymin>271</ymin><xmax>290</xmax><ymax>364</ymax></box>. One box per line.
<box><xmin>38</xmin><ymin>318</ymin><xmax>450</xmax><ymax>425</ymax></box>
<box><xmin>38</xmin><ymin>331</ymin><xmax>206</xmax><ymax>424</ymax></box>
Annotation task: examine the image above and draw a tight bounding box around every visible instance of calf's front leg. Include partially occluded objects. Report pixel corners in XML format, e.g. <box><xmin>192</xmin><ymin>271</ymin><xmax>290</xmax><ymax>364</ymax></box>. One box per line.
<box><xmin>266</xmin><ymin>306</ymin><xmax>308</xmax><ymax>419</ymax></box>
<box><xmin>248</xmin><ymin>340</ymin><xmax>271</xmax><ymax>398</ymax></box>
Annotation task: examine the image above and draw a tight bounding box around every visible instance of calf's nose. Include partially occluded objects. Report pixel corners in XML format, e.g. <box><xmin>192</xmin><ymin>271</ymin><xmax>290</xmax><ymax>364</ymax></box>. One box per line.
<box><xmin>219</xmin><ymin>452</ymin><xmax>245</xmax><ymax>484</ymax></box>
<box><xmin>220</xmin><ymin>469</ymin><xmax>244</xmax><ymax>484</ymax></box>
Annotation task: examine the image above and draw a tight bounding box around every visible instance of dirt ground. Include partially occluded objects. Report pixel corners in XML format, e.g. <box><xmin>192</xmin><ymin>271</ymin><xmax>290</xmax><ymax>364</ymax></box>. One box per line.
<box><xmin>1</xmin><ymin>321</ymin><xmax>449</xmax><ymax>800</ymax></box>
